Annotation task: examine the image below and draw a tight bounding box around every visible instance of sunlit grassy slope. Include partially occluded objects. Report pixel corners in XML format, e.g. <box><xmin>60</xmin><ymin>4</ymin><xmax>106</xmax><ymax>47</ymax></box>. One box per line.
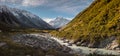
<box><xmin>51</xmin><ymin>0</ymin><xmax>120</xmax><ymax>43</ymax></box>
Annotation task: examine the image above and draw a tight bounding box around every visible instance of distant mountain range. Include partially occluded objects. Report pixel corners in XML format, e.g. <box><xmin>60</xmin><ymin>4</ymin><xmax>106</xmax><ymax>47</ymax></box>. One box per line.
<box><xmin>0</xmin><ymin>5</ymin><xmax>54</xmax><ymax>31</ymax></box>
<box><xmin>49</xmin><ymin>17</ymin><xmax>70</xmax><ymax>29</ymax></box>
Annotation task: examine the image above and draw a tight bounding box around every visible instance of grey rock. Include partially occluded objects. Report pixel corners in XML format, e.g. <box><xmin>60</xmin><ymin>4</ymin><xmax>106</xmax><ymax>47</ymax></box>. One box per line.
<box><xmin>69</xmin><ymin>40</ymin><xmax>75</xmax><ymax>44</ymax></box>
<box><xmin>99</xmin><ymin>36</ymin><xmax>116</xmax><ymax>48</ymax></box>
<box><xmin>115</xmin><ymin>48</ymin><xmax>120</xmax><ymax>50</ymax></box>
<box><xmin>68</xmin><ymin>43</ymin><xmax>73</xmax><ymax>46</ymax></box>
<box><xmin>26</xmin><ymin>55</ymin><xmax>31</xmax><ymax>56</ymax></box>
<box><xmin>88</xmin><ymin>42</ymin><xmax>99</xmax><ymax>48</ymax></box>
<box><xmin>81</xmin><ymin>42</ymin><xmax>88</xmax><ymax>47</ymax></box>
<box><xmin>45</xmin><ymin>55</ymin><xmax>54</xmax><ymax>56</ymax></box>
<box><xmin>76</xmin><ymin>42</ymin><xmax>81</xmax><ymax>46</ymax></box>
<box><xmin>0</xmin><ymin>42</ymin><xmax>7</xmax><ymax>47</ymax></box>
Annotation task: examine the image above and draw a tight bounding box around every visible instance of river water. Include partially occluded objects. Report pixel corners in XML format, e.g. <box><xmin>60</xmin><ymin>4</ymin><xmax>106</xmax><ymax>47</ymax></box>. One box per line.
<box><xmin>51</xmin><ymin>37</ymin><xmax>120</xmax><ymax>55</ymax></box>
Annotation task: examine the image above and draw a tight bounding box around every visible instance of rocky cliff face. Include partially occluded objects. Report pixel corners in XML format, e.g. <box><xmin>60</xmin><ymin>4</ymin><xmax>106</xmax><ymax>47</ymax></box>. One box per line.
<box><xmin>0</xmin><ymin>5</ymin><xmax>54</xmax><ymax>31</ymax></box>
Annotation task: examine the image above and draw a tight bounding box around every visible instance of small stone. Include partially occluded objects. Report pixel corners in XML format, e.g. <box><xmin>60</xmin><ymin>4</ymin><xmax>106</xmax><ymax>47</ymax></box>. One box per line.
<box><xmin>88</xmin><ymin>42</ymin><xmax>98</xmax><ymax>48</ymax></box>
<box><xmin>81</xmin><ymin>42</ymin><xmax>87</xmax><ymax>46</ymax></box>
<box><xmin>0</xmin><ymin>42</ymin><xmax>7</xmax><ymax>47</ymax></box>
<box><xmin>0</xmin><ymin>30</ymin><xmax>1</xmax><ymax>32</ymax></box>
<box><xmin>45</xmin><ymin>55</ymin><xmax>54</xmax><ymax>56</ymax></box>
<box><xmin>76</xmin><ymin>42</ymin><xmax>81</xmax><ymax>46</ymax></box>
<box><xmin>68</xmin><ymin>43</ymin><xmax>72</xmax><ymax>46</ymax></box>
<box><xmin>69</xmin><ymin>40</ymin><xmax>75</xmax><ymax>44</ymax></box>
<box><xmin>115</xmin><ymin>48</ymin><xmax>120</xmax><ymax>50</ymax></box>
<box><xmin>118</xmin><ymin>51</ymin><xmax>120</xmax><ymax>53</ymax></box>
<box><xmin>26</xmin><ymin>55</ymin><xmax>31</xmax><ymax>56</ymax></box>
<box><xmin>63</xmin><ymin>40</ymin><xmax>69</xmax><ymax>43</ymax></box>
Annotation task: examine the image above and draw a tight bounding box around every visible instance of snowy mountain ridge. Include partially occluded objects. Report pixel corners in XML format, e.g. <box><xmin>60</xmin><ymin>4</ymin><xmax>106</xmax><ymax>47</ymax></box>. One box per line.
<box><xmin>0</xmin><ymin>5</ymin><xmax>54</xmax><ymax>30</ymax></box>
<box><xmin>49</xmin><ymin>17</ymin><xmax>70</xmax><ymax>29</ymax></box>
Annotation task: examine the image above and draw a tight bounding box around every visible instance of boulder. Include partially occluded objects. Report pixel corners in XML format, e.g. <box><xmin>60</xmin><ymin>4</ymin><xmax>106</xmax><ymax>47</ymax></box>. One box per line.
<box><xmin>68</xmin><ymin>43</ymin><xmax>73</xmax><ymax>46</ymax></box>
<box><xmin>99</xmin><ymin>36</ymin><xmax>116</xmax><ymax>48</ymax></box>
<box><xmin>115</xmin><ymin>48</ymin><xmax>120</xmax><ymax>50</ymax></box>
<box><xmin>75</xmin><ymin>40</ymin><xmax>85</xmax><ymax>46</ymax></box>
<box><xmin>81</xmin><ymin>42</ymin><xmax>88</xmax><ymax>46</ymax></box>
<box><xmin>105</xmin><ymin>39</ymin><xmax>120</xmax><ymax>50</ymax></box>
<box><xmin>88</xmin><ymin>43</ymin><xmax>94</xmax><ymax>48</ymax></box>
<box><xmin>69</xmin><ymin>40</ymin><xmax>75</xmax><ymax>44</ymax></box>
<box><xmin>63</xmin><ymin>40</ymin><xmax>69</xmax><ymax>43</ymax></box>
<box><xmin>76</xmin><ymin>42</ymin><xmax>81</xmax><ymax>46</ymax></box>
<box><xmin>88</xmin><ymin>42</ymin><xmax>99</xmax><ymax>48</ymax></box>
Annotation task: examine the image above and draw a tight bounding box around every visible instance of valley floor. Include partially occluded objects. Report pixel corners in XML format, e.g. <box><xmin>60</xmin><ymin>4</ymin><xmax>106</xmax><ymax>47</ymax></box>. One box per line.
<box><xmin>0</xmin><ymin>32</ymin><xmax>119</xmax><ymax>56</ymax></box>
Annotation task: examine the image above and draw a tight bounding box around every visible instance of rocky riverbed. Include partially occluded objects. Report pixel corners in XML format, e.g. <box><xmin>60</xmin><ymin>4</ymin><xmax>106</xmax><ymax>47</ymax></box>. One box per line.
<box><xmin>11</xmin><ymin>34</ymin><xmax>72</xmax><ymax>53</ymax></box>
<box><xmin>50</xmin><ymin>36</ymin><xmax>120</xmax><ymax>55</ymax></box>
<box><xmin>10</xmin><ymin>33</ymin><xmax>120</xmax><ymax>56</ymax></box>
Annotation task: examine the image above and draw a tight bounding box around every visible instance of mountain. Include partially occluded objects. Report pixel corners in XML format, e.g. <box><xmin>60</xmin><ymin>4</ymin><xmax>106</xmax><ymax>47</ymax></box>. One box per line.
<box><xmin>0</xmin><ymin>5</ymin><xmax>54</xmax><ymax>31</ymax></box>
<box><xmin>49</xmin><ymin>17</ymin><xmax>70</xmax><ymax>29</ymax></box>
<box><xmin>51</xmin><ymin>0</ymin><xmax>120</xmax><ymax>48</ymax></box>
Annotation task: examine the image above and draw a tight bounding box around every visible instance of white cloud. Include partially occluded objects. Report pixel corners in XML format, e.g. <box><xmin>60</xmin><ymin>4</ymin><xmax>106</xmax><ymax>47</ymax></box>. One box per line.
<box><xmin>53</xmin><ymin>5</ymin><xmax>81</xmax><ymax>14</ymax></box>
<box><xmin>22</xmin><ymin>0</ymin><xmax>47</xmax><ymax>6</ymax></box>
<box><xmin>0</xmin><ymin>0</ymin><xmax>5</xmax><ymax>2</ymax></box>
<box><xmin>0</xmin><ymin>0</ymin><xmax>22</xmax><ymax>5</ymax></box>
<box><xmin>43</xmin><ymin>0</ymin><xmax>93</xmax><ymax>14</ymax></box>
<box><xmin>10</xmin><ymin>0</ymin><xmax>17</xmax><ymax>3</ymax></box>
<box><xmin>0</xmin><ymin>0</ymin><xmax>93</xmax><ymax>15</ymax></box>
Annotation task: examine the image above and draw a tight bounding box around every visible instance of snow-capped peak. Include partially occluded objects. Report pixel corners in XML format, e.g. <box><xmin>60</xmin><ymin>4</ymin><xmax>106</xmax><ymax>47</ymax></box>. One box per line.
<box><xmin>49</xmin><ymin>17</ymin><xmax>70</xmax><ymax>29</ymax></box>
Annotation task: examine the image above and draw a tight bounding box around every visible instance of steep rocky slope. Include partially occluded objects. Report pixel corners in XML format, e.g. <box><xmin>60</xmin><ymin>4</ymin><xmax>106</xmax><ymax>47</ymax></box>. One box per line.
<box><xmin>52</xmin><ymin>0</ymin><xmax>120</xmax><ymax>48</ymax></box>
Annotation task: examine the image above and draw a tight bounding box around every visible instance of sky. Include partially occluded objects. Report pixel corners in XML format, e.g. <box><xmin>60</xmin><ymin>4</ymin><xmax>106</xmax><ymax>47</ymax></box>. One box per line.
<box><xmin>0</xmin><ymin>0</ymin><xmax>93</xmax><ymax>22</ymax></box>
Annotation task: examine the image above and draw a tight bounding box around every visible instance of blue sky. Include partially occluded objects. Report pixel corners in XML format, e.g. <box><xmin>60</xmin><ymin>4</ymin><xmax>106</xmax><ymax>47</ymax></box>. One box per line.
<box><xmin>0</xmin><ymin>0</ymin><xmax>93</xmax><ymax>22</ymax></box>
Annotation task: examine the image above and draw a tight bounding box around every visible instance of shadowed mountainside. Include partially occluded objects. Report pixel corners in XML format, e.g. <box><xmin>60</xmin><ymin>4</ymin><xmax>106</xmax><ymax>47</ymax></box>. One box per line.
<box><xmin>0</xmin><ymin>5</ymin><xmax>54</xmax><ymax>31</ymax></box>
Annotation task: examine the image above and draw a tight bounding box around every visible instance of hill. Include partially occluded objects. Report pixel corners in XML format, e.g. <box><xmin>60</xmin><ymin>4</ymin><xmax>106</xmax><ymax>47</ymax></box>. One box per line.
<box><xmin>51</xmin><ymin>0</ymin><xmax>120</xmax><ymax>48</ymax></box>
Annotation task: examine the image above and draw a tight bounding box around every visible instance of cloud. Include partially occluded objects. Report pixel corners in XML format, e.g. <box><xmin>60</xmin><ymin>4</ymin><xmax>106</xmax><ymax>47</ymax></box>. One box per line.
<box><xmin>22</xmin><ymin>0</ymin><xmax>47</xmax><ymax>6</ymax></box>
<box><xmin>0</xmin><ymin>0</ymin><xmax>22</xmax><ymax>4</ymax></box>
<box><xmin>0</xmin><ymin>0</ymin><xmax>46</xmax><ymax>6</ymax></box>
<box><xmin>44</xmin><ymin>0</ymin><xmax>93</xmax><ymax>14</ymax></box>
<box><xmin>53</xmin><ymin>5</ymin><xmax>81</xmax><ymax>14</ymax></box>
<box><xmin>0</xmin><ymin>0</ymin><xmax>5</xmax><ymax>2</ymax></box>
<box><xmin>0</xmin><ymin>0</ymin><xmax>93</xmax><ymax>15</ymax></box>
